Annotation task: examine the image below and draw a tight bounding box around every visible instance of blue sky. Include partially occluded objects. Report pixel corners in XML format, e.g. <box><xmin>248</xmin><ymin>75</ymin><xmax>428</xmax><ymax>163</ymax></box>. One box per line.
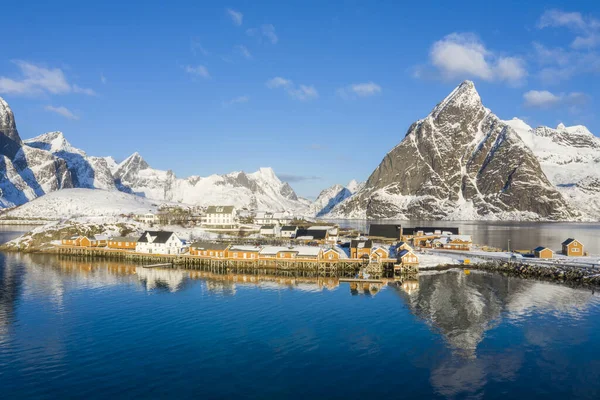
<box><xmin>1</xmin><ymin>1</ymin><xmax>599</xmax><ymax>198</ymax></box>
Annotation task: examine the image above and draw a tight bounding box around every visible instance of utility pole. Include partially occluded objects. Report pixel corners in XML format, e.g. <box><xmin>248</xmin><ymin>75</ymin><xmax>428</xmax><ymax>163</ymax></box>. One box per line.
<box><xmin>508</xmin><ymin>238</ymin><xmax>511</xmax><ymax>253</ymax></box>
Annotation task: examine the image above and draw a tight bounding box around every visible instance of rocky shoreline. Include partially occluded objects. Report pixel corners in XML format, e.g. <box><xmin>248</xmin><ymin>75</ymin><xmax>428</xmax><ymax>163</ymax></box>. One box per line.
<box><xmin>438</xmin><ymin>261</ymin><xmax>600</xmax><ymax>287</ymax></box>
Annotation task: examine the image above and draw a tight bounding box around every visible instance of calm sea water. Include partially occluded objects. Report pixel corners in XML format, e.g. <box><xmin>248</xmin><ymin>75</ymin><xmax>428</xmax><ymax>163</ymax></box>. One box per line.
<box><xmin>332</xmin><ymin>220</ymin><xmax>600</xmax><ymax>254</ymax></box>
<box><xmin>1</xmin><ymin>251</ymin><xmax>600</xmax><ymax>399</ymax></box>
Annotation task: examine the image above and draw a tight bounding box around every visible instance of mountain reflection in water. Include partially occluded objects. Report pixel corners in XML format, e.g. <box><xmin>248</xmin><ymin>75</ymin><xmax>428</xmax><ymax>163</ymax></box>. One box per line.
<box><xmin>1</xmin><ymin>253</ymin><xmax>600</xmax><ymax>399</ymax></box>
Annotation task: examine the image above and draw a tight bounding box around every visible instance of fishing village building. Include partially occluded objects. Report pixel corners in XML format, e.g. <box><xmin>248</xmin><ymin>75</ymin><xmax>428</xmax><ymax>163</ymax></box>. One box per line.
<box><xmin>189</xmin><ymin>241</ymin><xmax>229</xmax><ymax>257</ymax></box>
<box><xmin>136</xmin><ymin>231</ymin><xmax>185</xmax><ymax>255</ymax></box>
<box><xmin>281</xmin><ymin>226</ymin><xmax>298</xmax><ymax>238</ymax></box>
<box><xmin>534</xmin><ymin>246</ymin><xmax>554</xmax><ymax>259</ymax></box>
<box><xmin>203</xmin><ymin>206</ymin><xmax>237</xmax><ymax>228</ymax></box>
<box><xmin>108</xmin><ymin>236</ymin><xmax>138</xmax><ymax>250</ymax></box>
<box><xmin>368</xmin><ymin>224</ymin><xmax>402</xmax><ymax>242</ymax></box>
<box><xmin>562</xmin><ymin>238</ymin><xmax>584</xmax><ymax>256</ymax></box>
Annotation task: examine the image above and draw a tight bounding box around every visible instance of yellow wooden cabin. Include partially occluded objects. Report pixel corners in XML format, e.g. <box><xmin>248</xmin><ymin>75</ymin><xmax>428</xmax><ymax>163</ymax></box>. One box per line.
<box><xmin>562</xmin><ymin>238</ymin><xmax>584</xmax><ymax>257</ymax></box>
<box><xmin>534</xmin><ymin>246</ymin><xmax>554</xmax><ymax>259</ymax></box>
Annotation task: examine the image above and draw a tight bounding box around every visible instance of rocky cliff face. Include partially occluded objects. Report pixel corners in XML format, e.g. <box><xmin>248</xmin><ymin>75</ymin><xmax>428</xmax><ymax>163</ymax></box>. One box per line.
<box><xmin>329</xmin><ymin>81</ymin><xmax>580</xmax><ymax>220</ymax></box>
<box><xmin>0</xmin><ymin>99</ymin><xmax>73</xmax><ymax>208</ymax></box>
<box><xmin>25</xmin><ymin>131</ymin><xmax>116</xmax><ymax>191</ymax></box>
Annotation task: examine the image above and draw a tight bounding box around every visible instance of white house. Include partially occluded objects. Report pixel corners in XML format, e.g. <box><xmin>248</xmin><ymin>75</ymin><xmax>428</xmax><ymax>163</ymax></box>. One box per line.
<box><xmin>255</xmin><ymin>210</ymin><xmax>294</xmax><ymax>225</ymax></box>
<box><xmin>136</xmin><ymin>231</ymin><xmax>185</xmax><ymax>255</ymax></box>
<box><xmin>135</xmin><ymin>213</ymin><xmax>159</xmax><ymax>224</ymax></box>
<box><xmin>259</xmin><ymin>225</ymin><xmax>281</xmax><ymax>237</ymax></box>
<box><xmin>203</xmin><ymin>206</ymin><xmax>237</xmax><ymax>228</ymax></box>
<box><xmin>281</xmin><ymin>226</ymin><xmax>298</xmax><ymax>238</ymax></box>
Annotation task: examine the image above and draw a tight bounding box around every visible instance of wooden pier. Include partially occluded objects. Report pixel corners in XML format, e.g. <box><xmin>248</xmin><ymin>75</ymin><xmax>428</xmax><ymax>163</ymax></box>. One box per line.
<box><xmin>54</xmin><ymin>245</ymin><xmax>406</xmax><ymax>278</ymax></box>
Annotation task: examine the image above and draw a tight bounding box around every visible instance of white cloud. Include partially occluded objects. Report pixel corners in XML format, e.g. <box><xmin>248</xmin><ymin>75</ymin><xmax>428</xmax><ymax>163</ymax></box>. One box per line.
<box><xmin>266</xmin><ymin>77</ymin><xmax>292</xmax><ymax>88</ymax></box>
<box><xmin>222</xmin><ymin>95</ymin><xmax>249</xmax><ymax>107</ymax></box>
<box><xmin>235</xmin><ymin>45</ymin><xmax>252</xmax><ymax>59</ymax></box>
<box><xmin>537</xmin><ymin>9</ymin><xmax>600</xmax><ymax>49</ymax></box>
<box><xmin>0</xmin><ymin>60</ymin><xmax>95</xmax><ymax>96</ymax></box>
<box><xmin>537</xmin><ymin>10</ymin><xmax>588</xmax><ymax>30</ymax></box>
<box><xmin>427</xmin><ymin>33</ymin><xmax>527</xmax><ymax>84</ymax></box>
<box><xmin>523</xmin><ymin>90</ymin><xmax>590</xmax><ymax>109</ymax></box>
<box><xmin>288</xmin><ymin>85</ymin><xmax>318</xmax><ymax>101</ymax></box>
<box><xmin>337</xmin><ymin>82</ymin><xmax>382</xmax><ymax>99</ymax></box>
<box><xmin>523</xmin><ymin>90</ymin><xmax>561</xmax><ymax>108</ymax></box>
<box><xmin>266</xmin><ymin>77</ymin><xmax>318</xmax><ymax>101</ymax></box>
<box><xmin>44</xmin><ymin>105</ymin><xmax>79</xmax><ymax>120</ymax></box>
<box><xmin>246</xmin><ymin>24</ymin><xmax>278</xmax><ymax>44</ymax></box>
<box><xmin>183</xmin><ymin>65</ymin><xmax>210</xmax><ymax>79</ymax></box>
<box><xmin>226</xmin><ymin>8</ymin><xmax>243</xmax><ymax>26</ymax></box>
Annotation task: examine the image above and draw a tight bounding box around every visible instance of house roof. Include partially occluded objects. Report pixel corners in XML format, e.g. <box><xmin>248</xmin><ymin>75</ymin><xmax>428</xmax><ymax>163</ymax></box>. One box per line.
<box><xmin>562</xmin><ymin>238</ymin><xmax>579</xmax><ymax>246</ymax></box>
<box><xmin>350</xmin><ymin>239</ymin><xmax>373</xmax><ymax>249</ymax></box>
<box><xmin>206</xmin><ymin>206</ymin><xmax>235</xmax><ymax>214</ymax></box>
<box><xmin>190</xmin><ymin>241</ymin><xmax>229</xmax><ymax>250</ymax></box>
<box><xmin>296</xmin><ymin>228</ymin><xmax>327</xmax><ymax>240</ymax></box>
<box><xmin>260</xmin><ymin>225</ymin><xmax>276</xmax><ymax>229</ymax></box>
<box><xmin>534</xmin><ymin>246</ymin><xmax>552</xmax><ymax>252</ymax></box>
<box><xmin>398</xmin><ymin>249</ymin><xmax>414</xmax><ymax>257</ymax></box>
<box><xmin>109</xmin><ymin>236</ymin><xmax>138</xmax><ymax>243</ymax></box>
<box><xmin>372</xmin><ymin>246</ymin><xmax>389</xmax><ymax>254</ymax></box>
<box><xmin>229</xmin><ymin>245</ymin><xmax>260</xmax><ymax>252</ymax></box>
<box><xmin>281</xmin><ymin>226</ymin><xmax>297</xmax><ymax>232</ymax></box>
<box><xmin>260</xmin><ymin>246</ymin><xmax>295</xmax><ymax>255</ymax></box>
<box><xmin>294</xmin><ymin>246</ymin><xmax>322</xmax><ymax>257</ymax></box>
<box><xmin>368</xmin><ymin>224</ymin><xmax>402</xmax><ymax>239</ymax></box>
<box><xmin>137</xmin><ymin>231</ymin><xmax>176</xmax><ymax>244</ymax></box>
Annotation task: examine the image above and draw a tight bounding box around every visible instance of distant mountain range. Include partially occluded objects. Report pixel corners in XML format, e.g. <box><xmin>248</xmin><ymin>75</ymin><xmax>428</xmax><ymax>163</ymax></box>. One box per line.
<box><xmin>1</xmin><ymin>85</ymin><xmax>599</xmax><ymax>221</ymax></box>
<box><xmin>0</xmin><ymin>96</ymin><xmax>310</xmax><ymax>212</ymax></box>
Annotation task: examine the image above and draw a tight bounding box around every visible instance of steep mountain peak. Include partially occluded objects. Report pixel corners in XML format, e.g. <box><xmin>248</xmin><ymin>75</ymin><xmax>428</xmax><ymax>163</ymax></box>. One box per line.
<box><xmin>249</xmin><ymin>167</ymin><xmax>280</xmax><ymax>183</ymax></box>
<box><xmin>0</xmin><ymin>96</ymin><xmax>21</xmax><ymax>144</ymax></box>
<box><xmin>25</xmin><ymin>131</ymin><xmax>85</xmax><ymax>155</ymax></box>
<box><xmin>346</xmin><ymin>179</ymin><xmax>363</xmax><ymax>194</ymax></box>
<box><xmin>560</xmin><ymin>124</ymin><xmax>593</xmax><ymax>137</ymax></box>
<box><xmin>430</xmin><ymin>80</ymin><xmax>483</xmax><ymax>120</ymax></box>
<box><xmin>0</xmin><ymin>96</ymin><xmax>23</xmax><ymax>158</ymax></box>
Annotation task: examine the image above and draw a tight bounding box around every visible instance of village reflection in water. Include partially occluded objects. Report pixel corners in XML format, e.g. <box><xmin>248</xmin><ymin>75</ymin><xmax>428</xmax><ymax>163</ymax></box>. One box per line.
<box><xmin>2</xmin><ymin>253</ymin><xmax>599</xmax><ymax>361</ymax></box>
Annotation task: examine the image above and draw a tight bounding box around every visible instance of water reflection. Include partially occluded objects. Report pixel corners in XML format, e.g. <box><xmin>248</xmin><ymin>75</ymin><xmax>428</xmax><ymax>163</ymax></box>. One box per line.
<box><xmin>1</xmin><ymin>253</ymin><xmax>600</xmax><ymax>398</ymax></box>
<box><xmin>393</xmin><ymin>270</ymin><xmax>595</xmax><ymax>358</ymax></box>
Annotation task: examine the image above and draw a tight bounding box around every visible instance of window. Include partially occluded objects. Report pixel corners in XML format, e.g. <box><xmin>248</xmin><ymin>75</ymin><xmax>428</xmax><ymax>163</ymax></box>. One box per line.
<box><xmin>573</xmin><ymin>248</ymin><xmax>579</xmax><ymax>252</ymax></box>
<box><xmin>233</xmin><ymin>253</ymin><xmax>238</xmax><ymax>258</ymax></box>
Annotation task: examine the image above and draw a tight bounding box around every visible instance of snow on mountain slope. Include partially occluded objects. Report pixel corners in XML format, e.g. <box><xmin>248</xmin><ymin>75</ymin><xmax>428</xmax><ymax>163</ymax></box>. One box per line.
<box><xmin>25</xmin><ymin>132</ymin><xmax>117</xmax><ymax>191</ymax></box>
<box><xmin>327</xmin><ymin>81</ymin><xmax>579</xmax><ymax>221</ymax></box>
<box><xmin>504</xmin><ymin>118</ymin><xmax>600</xmax><ymax>219</ymax></box>
<box><xmin>114</xmin><ymin>153</ymin><xmax>308</xmax><ymax>211</ymax></box>
<box><xmin>308</xmin><ymin>180</ymin><xmax>362</xmax><ymax>217</ymax></box>
<box><xmin>3</xmin><ymin>188</ymin><xmax>161</xmax><ymax>219</ymax></box>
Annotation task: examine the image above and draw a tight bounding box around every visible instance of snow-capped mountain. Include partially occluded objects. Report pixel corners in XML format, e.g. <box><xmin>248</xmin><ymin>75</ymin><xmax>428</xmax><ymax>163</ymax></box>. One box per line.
<box><xmin>504</xmin><ymin>118</ymin><xmax>600</xmax><ymax>219</ymax></box>
<box><xmin>0</xmin><ymin>96</ymin><xmax>309</xmax><ymax>212</ymax></box>
<box><xmin>0</xmin><ymin>98</ymin><xmax>73</xmax><ymax>208</ymax></box>
<box><xmin>25</xmin><ymin>131</ymin><xmax>117</xmax><ymax>191</ymax></box>
<box><xmin>327</xmin><ymin>81</ymin><xmax>580</xmax><ymax>220</ymax></box>
<box><xmin>309</xmin><ymin>180</ymin><xmax>363</xmax><ymax>217</ymax></box>
<box><xmin>114</xmin><ymin>152</ymin><xmax>309</xmax><ymax>211</ymax></box>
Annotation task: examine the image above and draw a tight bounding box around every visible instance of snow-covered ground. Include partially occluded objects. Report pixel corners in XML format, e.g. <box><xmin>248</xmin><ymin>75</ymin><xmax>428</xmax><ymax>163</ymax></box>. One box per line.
<box><xmin>1</xmin><ymin>188</ymin><xmax>163</xmax><ymax>220</ymax></box>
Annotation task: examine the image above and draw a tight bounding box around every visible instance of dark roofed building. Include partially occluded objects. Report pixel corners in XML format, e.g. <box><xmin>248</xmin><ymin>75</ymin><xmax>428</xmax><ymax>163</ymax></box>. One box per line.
<box><xmin>368</xmin><ymin>224</ymin><xmax>402</xmax><ymax>241</ymax></box>
<box><xmin>137</xmin><ymin>231</ymin><xmax>176</xmax><ymax>244</ymax></box>
<box><xmin>281</xmin><ymin>226</ymin><xmax>297</xmax><ymax>232</ymax></box>
<box><xmin>295</xmin><ymin>228</ymin><xmax>328</xmax><ymax>240</ymax></box>
<box><xmin>350</xmin><ymin>239</ymin><xmax>372</xmax><ymax>259</ymax></box>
